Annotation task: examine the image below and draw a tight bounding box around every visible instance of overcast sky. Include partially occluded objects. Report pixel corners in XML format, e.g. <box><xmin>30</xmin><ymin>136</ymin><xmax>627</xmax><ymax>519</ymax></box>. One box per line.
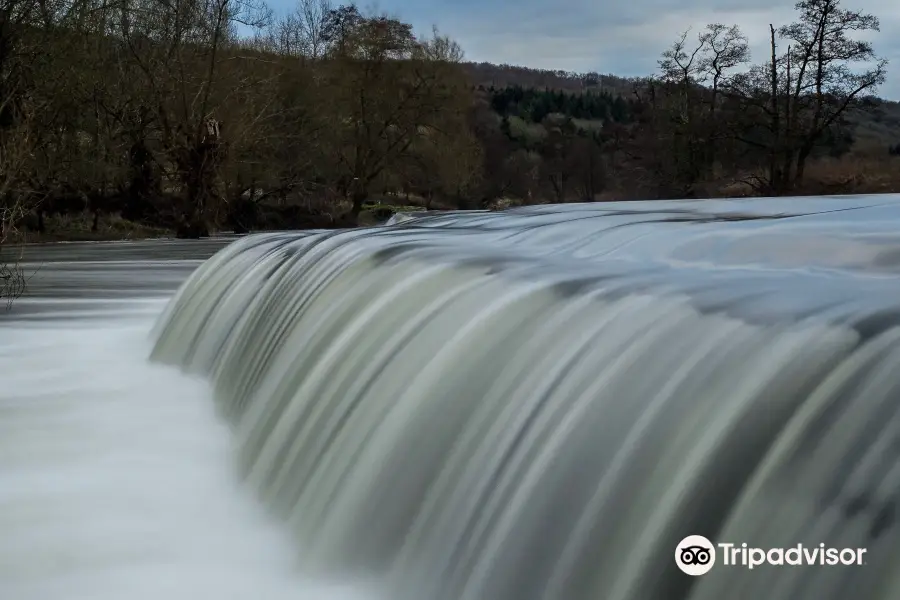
<box><xmin>278</xmin><ymin>0</ymin><xmax>900</xmax><ymax>99</ymax></box>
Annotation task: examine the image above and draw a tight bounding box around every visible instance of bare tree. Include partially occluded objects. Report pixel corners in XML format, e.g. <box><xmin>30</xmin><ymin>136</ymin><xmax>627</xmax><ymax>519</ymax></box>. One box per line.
<box><xmin>113</xmin><ymin>0</ymin><xmax>272</xmax><ymax>234</ymax></box>
<box><xmin>417</xmin><ymin>26</ymin><xmax>464</xmax><ymax>62</ymax></box>
<box><xmin>297</xmin><ymin>0</ymin><xmax>330</xmax><ymax>58</ymax></box>
<box><xmin>647</xmin><ymin>24</ymin><xmax>750</xmax><ymax>196</ymax></box>
<box><xmin>0</xmin><ymin>0</ymin><xmax>45</xmax><ymax>303</ymax></box>
<box><xmin>320</xmin><ymin>6</ymin><xmax>473</xmax><ymax>220</ymax></box>
<box><xmin>0</xmin><ymin>100</ymin><xmax>34</xmax><ymax>306</ymax></box>
<box><xmin>698</xmin><ymin>24</ymin><xmax>751</xmax><ymax>113</ymax></box>
<box><xmin>733</xmin><ymin>0</ymin><xmax>887</xmax><ymax>193</ymax></box>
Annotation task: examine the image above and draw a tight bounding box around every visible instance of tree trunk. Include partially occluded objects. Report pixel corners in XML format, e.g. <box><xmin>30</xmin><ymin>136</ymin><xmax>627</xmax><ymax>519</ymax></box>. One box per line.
<box><xmin>347</xmin><ymin>189</ymin><xmax>367</xmax><ymax>226</ymax></box>
<box><xmin>794</xmin><ymin>143</ymin><xmax>813</xmax><ymax>187</ymax></box>
<box><xmin>768</xmin><ymin>24</ymin><xmax>783</xmax><ymax>196</ymax></box>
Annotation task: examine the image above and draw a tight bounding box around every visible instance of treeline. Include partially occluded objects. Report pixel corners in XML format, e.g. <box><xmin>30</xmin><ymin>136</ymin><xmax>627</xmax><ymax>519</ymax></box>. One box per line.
<box><xmin>463</xmin><ymin>62</ymin><xmax>634</xmax><ymax>95</ymax></box>
<box><xmin>0</xmin><ymin>0</ymin><xmax>893</xmax><ymax>246</ymax></box>
<box><xmin>488</xmin><ymin>86</ymin><xmax>634</xmax><ymax>124</ymax></box>
<box><xmin>0</xmin><ymin>0</ymin><xmax>484</xmax><ymax>239</ymax></box>
<box><xmin>477</xmin><ymin>0</ymin><xmax>888</xmax><ymax>203</ymax></box>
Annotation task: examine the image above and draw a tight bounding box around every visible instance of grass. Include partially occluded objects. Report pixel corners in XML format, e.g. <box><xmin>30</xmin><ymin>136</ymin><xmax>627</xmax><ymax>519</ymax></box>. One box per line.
<box><xmin>799</xmin><ymin>155</ymin><xmax>900</xmax><ymax>194</ymax></box>
<box><xmin>714</xmin><ymin>155</ymin><xmax>900</xmax><ymax>198</ymax></box>
<box><xmin>9</xmin><ymin>213</ymin><xmax>172</xmax><ymax>244</ymax></box>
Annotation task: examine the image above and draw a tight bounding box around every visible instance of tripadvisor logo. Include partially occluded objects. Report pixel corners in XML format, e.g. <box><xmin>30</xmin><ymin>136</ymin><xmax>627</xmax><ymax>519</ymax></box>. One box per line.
<box><xmin>676</xmin><ymin>535</ymin><xmax>716</xmax><ymax>575</ymax></box>
<box><xmin>675</xmin><ymin>535</ymin><xmax>868</xmax><ymax>575</ymax></box>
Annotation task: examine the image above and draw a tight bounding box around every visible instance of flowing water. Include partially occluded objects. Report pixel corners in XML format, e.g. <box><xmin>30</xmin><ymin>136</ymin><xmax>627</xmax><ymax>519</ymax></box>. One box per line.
<box><xmin>0</xmin><ymin>239</ymin><xmax>367</xmax><ymax>600</ymax></box>
<box><xmin>5</xmin><ymin>196</ymin><xmax>900</xmax><ymax>599</ymax></box>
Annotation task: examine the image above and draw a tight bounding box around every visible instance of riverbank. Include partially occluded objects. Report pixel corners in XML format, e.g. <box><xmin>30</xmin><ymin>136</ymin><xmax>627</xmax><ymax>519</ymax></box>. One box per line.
<box><xmin>7</xmin><ymin>202</ymin><xmax>427</xmax><ymax>244</ymax></box>
<box><xmin>15</xmin><ymin>175</ymin><xmax>900</xmax><ymax>246</ymax></box>
<box><xmin>8</xmin><ymin>213</ymin><xmax>172</xmax><ymax>244</ymax></box>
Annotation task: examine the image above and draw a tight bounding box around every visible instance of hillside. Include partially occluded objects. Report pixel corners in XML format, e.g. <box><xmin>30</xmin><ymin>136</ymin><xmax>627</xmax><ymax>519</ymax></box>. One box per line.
<box><xmin>462</xmin><ymin>62</ymin><xmax>900</xmax><ymax>157</ymax></box>
<box><xmin>462</xmin><ymin>62</ymin><xmax>638</xmax><ymax>96</ymax></box>
<box><xmin>846</xmin><ymin>98</ymin><xmax>900</xmax><ymax>152</ymax></box>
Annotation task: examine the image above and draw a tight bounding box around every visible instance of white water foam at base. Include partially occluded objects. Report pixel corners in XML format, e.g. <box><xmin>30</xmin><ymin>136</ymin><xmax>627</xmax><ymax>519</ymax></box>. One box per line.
<box><xmin>0</xmin><ymin>314</ymin><xmax>370</xmax><ymax>600</ymax></box>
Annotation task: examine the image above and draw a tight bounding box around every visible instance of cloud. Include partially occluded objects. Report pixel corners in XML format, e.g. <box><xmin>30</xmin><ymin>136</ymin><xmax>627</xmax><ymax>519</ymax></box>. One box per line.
<box><xmin>331</xmin><ymin>0</ymin><xmax>900</xmax><ymax>99</ymax></box>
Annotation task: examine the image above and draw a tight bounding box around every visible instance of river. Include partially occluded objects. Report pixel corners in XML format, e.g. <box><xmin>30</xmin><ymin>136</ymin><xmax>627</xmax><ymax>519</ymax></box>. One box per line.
<box><xmin>0</xmin><ymin>238</ymin><xmax>368</xmax><ymax>600</ymax></box>
<box><xmin>4</xmin><ymin>196</ymin><xmax>900</xmax><ymax>600</ymax></box>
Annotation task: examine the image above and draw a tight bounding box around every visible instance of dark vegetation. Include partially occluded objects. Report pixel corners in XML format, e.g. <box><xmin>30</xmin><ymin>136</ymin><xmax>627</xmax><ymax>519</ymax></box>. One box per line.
<box><xmin>0</xmin><ymin>0</ymin><xmax>896</xmax><ymax>301</ymax></box>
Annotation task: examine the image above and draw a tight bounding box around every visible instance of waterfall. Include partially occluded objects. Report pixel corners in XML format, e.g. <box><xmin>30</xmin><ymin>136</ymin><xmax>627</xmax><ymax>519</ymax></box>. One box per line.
<box><xmin>151</xmin><ymin>199</ymin><xmax>900</xmax><ymax>600</ymax></box>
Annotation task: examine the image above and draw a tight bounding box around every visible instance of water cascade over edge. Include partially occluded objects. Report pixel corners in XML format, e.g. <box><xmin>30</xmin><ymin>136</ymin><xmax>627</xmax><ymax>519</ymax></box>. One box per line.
<box><xmin>150</xmin><ymin>200</ymin><xmax>900</xmax><ymax>600</ymax></box>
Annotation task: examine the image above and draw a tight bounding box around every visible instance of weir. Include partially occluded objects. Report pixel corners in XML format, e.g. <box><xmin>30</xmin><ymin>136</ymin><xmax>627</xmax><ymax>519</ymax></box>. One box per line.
<box><xmin>151</xmin><ymin>197</ymin><xmax>900</xmax><ymax>600</ymax></box>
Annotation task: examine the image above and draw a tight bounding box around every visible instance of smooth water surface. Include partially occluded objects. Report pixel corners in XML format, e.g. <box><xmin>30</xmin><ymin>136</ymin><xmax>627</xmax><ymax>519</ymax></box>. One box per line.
<box><xmin>0</xmin><ymin>238</ymin><xmax>368</xmax><ymax>600</ymax></box>
<box><xmin>7</xmin><ymin>195</ymin><xmax>900</xmax><ymax>600</ymax></box>
<box><xmin>152</xmin><ymin>196</ymin><xmax>900</xmax><ymax>600</ymax></box>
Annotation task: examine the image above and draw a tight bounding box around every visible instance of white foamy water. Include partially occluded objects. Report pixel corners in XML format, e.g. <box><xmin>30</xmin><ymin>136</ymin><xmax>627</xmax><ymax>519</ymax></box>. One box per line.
<box><xmin>0</xmin><ymin>309</ymin><xmax>368</xmax><ymax>600</ymax></box>
<box><xmin>9</xmin><ymin>193</ymin><xmax>900</xmax><ymax>600</ymax></box>
<box><xmin>151</xmin><ymin>199</ymin><xmax>900</xmax><ymax>600</ymax></box>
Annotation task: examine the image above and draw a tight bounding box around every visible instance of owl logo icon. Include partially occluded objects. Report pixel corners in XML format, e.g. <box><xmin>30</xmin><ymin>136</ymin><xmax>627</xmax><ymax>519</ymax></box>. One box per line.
<box><xmin>675</xmin><ymin>535</ymin><xmax>716</xmax><ymax>575</ymax></box>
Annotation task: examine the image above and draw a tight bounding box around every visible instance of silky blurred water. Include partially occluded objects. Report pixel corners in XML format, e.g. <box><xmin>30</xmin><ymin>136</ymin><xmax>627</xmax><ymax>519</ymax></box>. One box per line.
<box><xmin>151</xmin><ymin>196</ymin><xmax>900</xmax><ymax>600</ymax></box>
<box><xmin>7</xmin><ymin>195</ymin><xmax>900</xmax><ymax>600</ymax></box>
<box><xmin>0</xmin><ymin>239</ymin><xmax>369</xmax><ymax>600</ymax></box>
